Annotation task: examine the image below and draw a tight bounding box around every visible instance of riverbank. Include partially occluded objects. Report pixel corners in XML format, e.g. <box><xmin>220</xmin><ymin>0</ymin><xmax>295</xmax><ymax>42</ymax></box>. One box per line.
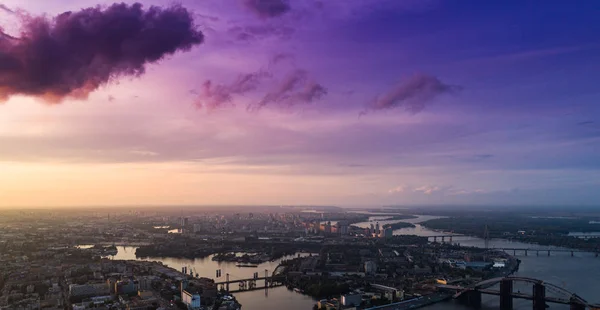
<box><xmin>420</xmin><ymin>216</ymin><xmax>600</xmax><ymax>253</ymax></box>
<box><xmin>278</xmin><ymin>242</ymin><xmax>522</xmax><ymax>310</ymax></box>
<box><xmin>386</xmin><ymin>253</ymin><xmax>521</xmax><ymax>310</ymax></box>
<box><xmin>383</xmin><ymin>222</ymin><xmax>416</xmax><ymax>230</ymax></box>
<box><xmin>98</xmin><ymin>236</ymin><xmax>599</xmax><ymax>310</ymax></box>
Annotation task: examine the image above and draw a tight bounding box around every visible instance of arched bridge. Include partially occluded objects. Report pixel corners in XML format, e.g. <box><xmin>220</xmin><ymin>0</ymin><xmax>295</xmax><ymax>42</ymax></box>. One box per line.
<box><xmin>438</xmin><ymin>276</ymin><xmax>598</xmax><ymax>310</ymax></box>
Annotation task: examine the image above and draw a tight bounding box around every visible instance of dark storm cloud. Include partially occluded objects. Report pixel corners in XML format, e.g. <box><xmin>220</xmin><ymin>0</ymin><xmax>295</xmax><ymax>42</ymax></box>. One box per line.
<box><xmin>362</xmin><ymin>74</ymin><xmax>460</xmax><ymax>115</ymax></box>
<box><xmin>196</xmin><ymin>70</ymin><xmax>271</xmax><ymax>111</ymax></box>
<box><xmin>0</xmin><ymin>3</ymin><xmax>203</xmax><ymax>103</ymax></box>
<box><xmin>249</xmin><ymin>69</ymin><xmax>327</xmax><ymax>110</ymax></box>
<box><xmin>241</xmin><ymin>0</ymin><xmax>291</xmax><ymax>19</ymax></box>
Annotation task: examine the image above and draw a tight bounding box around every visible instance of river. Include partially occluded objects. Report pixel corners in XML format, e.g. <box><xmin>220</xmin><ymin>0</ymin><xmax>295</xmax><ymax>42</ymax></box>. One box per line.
<box><xmin>105</xmin><ymin>215</ymin><xmax>600</xmax><ymax>309</ymax></box>
<box><xmin>356</xmin><ymin>215</ymin><xmax>600</xmax><ymax>309</ymax></box>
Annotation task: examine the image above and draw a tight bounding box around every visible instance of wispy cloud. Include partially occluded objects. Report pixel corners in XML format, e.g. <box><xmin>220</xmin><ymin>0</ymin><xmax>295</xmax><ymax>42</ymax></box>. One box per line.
<box><xmin>269</xmin><ymin>53</ymin><xmax>295</xmax><ymax>68</ymax></box>
<box><xmin>241</xmin><ymin>0</ymin><xmax>291</xmax><ymax>19</ymax></box>
<box><xmin>388</xmin><ymin>185</ymin><xmax>406</xmax><ymax>194</ymax></box>
<box><xmin>130</xmin><ymin>150</ymin><xmax>159</xmax><ymax>157</ymax></box>
<box><xmin>448</xmin><ymin>189</ymin><xmax>486</xmax><ymax>196</ymax></box>
<box><xmin>464</xmin><ymin>45</ymin><xmax>596</xmax><ymax>65</ymax></box>
<box><xmin>228</xmin><ymin>24</ymin><xmax>295</xmax><ymax>42</ymax></box>
<box><xmin>413</xmin><ymin>185</ymin><xmax>442</xmax><ymax>195</ymax></box>
<box><xmin>361</xmin><ymin>74</ymin><xmax>460</xmax><ymax>116</ymax></box>
<box><xmin>249</xmin><ymin>69</ymin><xmax>327</xmax><ymax>111</ymax></box>
<box><xmin>389</xmin><ymin>184</ymin><xmax>488</xmax><ymax>196</ymax></box>
<box><xmin>474</xmin><ymin>154</ymin><xmax>494</xmax><ymax>160</ymax></box>
<box><xmin>577</xmin><ymin>121</ymin><xmax>594</xmax><ymax>126</ymax></box>
<box><xmin>196</xmin><ymin>71</ymin><xmax>272</xmax><ymax>111</ymax></box>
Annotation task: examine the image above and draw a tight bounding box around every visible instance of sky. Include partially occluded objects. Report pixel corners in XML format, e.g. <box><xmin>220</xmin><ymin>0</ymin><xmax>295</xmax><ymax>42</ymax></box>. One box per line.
<box><xmin>0</xmin><ymin>0</ymin><xmax>599</xmax><ymax>208</ymax></box>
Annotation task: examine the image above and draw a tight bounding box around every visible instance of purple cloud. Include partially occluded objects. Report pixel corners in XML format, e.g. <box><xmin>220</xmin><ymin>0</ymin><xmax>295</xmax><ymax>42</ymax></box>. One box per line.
<box><xmin>293</xmin><ymin>81</ymin><xmax>327</xmax><ymax>103</ymax></box>
<box><xmin>0</xmin><ymin>3</ymin><xmax>203</xmax><ymax>103</ymax></box>
<box><xmin>362</xmin><ymin>74</ymin><xmax>460</xmax><ymax>115</ymax></box>
<box><xmin>249</xmin><ymin>69</ymin><xmax>327</xmax><ymax>110</ymax></box>
<box><xmin>269</xmin><ymin>53</ymin><xmax>295</xmax><ymax>67</ymax></box>
<box><xmin>241</xmin><ymin>0</ymin><xmax>291</xmax><ymax>19</ymax></box>
<box><xmin>196</xmin><ymin>71</ymin><xmax>272</xmax><ymax>111</ymax></box>
<box><xmin>228</xmin><ymin>24</ymin><xmax>295</xmax><ymax>42</ymax></box>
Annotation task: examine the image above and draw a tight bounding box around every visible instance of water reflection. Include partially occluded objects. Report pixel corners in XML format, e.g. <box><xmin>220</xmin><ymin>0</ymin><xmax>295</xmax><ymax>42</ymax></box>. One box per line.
<box><xmin>108</xmin><ymin>247</ymin><xmax>318</xmax><ymax>309</ymax></box>
<box><xmin>110</xmin><ymin>247</ymin><xmax>313</xmax><ymax>281</ymax></box>
<box><xmin>235</xmin><ymin>286</ymin><xmax>316</xmax><ymax>310</ymax></box>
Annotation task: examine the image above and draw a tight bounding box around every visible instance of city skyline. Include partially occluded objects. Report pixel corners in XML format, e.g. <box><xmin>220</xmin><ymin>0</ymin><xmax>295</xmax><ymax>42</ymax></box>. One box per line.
<box><xmin>1</xmin><ymin>0</ymin><xmax>600</xmax><ymax>208</ymax></box>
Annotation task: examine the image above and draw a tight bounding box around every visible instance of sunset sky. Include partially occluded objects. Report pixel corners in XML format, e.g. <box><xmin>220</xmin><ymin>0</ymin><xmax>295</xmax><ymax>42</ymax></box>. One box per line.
<box><xmin>1</xmin><ymin>0</ymin><xmax>599</xmax><ymax>208</ymax></box>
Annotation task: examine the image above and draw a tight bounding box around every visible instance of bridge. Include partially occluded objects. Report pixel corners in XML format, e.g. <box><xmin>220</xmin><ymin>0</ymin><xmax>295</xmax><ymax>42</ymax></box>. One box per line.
<box><xmin>214</xmin><ymin>270</ymin><xmax>285</xmax><ymax>293</ymax></box>
<box><xmin>438</xmin><ymin>276</ymin><xmax>600</xmax><ymax>310</ymax></box>
<box><xmin>492</xmin><ymin>248</ymin><xmax>597</xmax><ymax>257</ymax></box>
<box><xmin>424</xmin><ymin>234</ymin><xmax>598</xmax><ymax>257</ymax></box>
<box><xmin>426</xmin><ymin>235</ymin><xmax>462</xmax><ymax>243</ymax></box>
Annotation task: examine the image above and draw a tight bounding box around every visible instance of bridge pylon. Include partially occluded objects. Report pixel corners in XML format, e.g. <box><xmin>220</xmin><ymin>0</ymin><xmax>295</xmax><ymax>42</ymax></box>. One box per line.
<box><xmin>265</xmin><ymin>269</ymin><xmax>269</xmax><ymax>287</ymax></box>
<box><xmin>569</xmin><ymin>300</ymin><xmax>585</xmax><ymax>310</ymax></box>
<box><xmin>483</xmin><ymin>224</ymin><xmax>490</xmax><ymax>249</ymax></box>
<box><xmin>458</xmin><ymin>289</ymin><xmax>481</xmax><ymax>309</ymax></box>
<box><xmin>226</xmin><ymin>273</ymin><xmax>230</xmax><ymax>292</ymax></box>
<box><xmin>500</xmin><ymin>279</ymin><xmax>513</xmax><ymax>310</ymax></box>
<box><xmin>533</xmin><ymin>283</ymin><xmax>546</xmax><ymax>310</ymax></box>
<box><xmin>450</xmin><ymin>276</ymin><xmax>592</xmax><ymax>310</ymax></box>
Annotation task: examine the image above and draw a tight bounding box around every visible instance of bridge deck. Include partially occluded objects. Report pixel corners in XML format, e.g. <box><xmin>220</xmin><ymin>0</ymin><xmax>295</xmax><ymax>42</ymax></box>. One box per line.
<box><xmin>224</xmin><ymin>283</ymin><xmax>284</xmax><ymax>293</ymax></box>
<box><xmin>438</xmin><ymin>276</ymin><xmax>593</xmax><ymax>308</ymax></box>
<box><xmin>215</xmin><ymin>276</ymin><xmax>283</xmax><ymax>285</ymax></box>
<box><xmin>478</xmin><ymin>289</ymin><xmax>572</xmax><ymax>305</ymax></box>
<box><xmin>493</xmin><ymin>248</ymin><xmax>588</xmax><ymax>252</ymax></box>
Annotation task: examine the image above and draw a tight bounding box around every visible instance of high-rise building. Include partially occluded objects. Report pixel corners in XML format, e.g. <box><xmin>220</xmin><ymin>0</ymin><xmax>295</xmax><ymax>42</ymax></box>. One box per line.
<box><xmin>364</xmin><ymin>261</ymin><xmax>377</xmax><ymax>275</ymax></box>
<box><xmin>384</xmin><ymin>227</ymin><xmax>393</xmax><ymax>238</ymax></box>
<box><xmin>337</xmin><ymin>221</ymin><xmax>349</xmax><ymax>235</ymax></box>
<box><xmin>324</xmin><ymin>221</ymin><xmax>332</xmax><ymax>234</ymax></box>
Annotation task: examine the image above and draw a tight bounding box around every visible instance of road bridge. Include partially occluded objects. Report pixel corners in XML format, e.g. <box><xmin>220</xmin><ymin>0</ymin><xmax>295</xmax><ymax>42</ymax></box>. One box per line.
<box><xmin>491</xmin><ymin>248</ymin><xmax>597</xmax><ymax>257</ymax></box>
<box><xmin>438</xmin><ymin>276</ymin><xmax>600</xmax><ymax>310</ymax></box>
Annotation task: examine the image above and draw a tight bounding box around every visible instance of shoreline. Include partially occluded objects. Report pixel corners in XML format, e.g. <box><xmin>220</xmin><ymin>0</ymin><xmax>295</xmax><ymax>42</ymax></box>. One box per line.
<box><xmin>418</xmin><ymin>225</ymin><xmax>600</xmax><ymax>255</ymax></box>
<box><xmin>379</xmin><ymin>254</ymin><xmax>521</xmax><ymax>310</ymax></box>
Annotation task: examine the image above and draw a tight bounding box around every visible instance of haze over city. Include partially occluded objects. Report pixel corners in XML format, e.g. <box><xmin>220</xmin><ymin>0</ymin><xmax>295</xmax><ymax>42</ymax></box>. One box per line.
<box><xmin>1</xmin><ymin>0</ymin><xmax>599</xmax><ymax>209</ymax></box>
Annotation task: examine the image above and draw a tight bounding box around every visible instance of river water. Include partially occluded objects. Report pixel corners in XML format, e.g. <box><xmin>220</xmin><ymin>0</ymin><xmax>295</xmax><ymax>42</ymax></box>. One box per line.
<box><xmin>106</xmin><ymin>215</ymin><xmax>600</xmax><ymax>309</ymax></box>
